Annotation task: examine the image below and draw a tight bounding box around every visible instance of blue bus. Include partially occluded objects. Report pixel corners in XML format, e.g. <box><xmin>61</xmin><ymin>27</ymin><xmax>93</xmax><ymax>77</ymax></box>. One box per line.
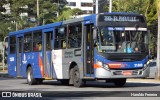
<box><xmin>8</xmin><ymin>12</ymin><xmax>150</xmax><ymax>87</ymax></box>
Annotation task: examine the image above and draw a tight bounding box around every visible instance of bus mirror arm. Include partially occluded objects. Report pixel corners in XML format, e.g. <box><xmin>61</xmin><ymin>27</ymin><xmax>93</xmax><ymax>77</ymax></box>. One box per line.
<box><xmin>148</xmin><ymin>55</ymin><xmax>154</xmax><ymax>60</ymax></box>
<box><xmin>94</xmin><ymin>40</ymin><xmax>97</xmax><ymax>47</ymax></box>
<box><xmin>93</xmin><ymin>29</ymin><xmax>97</xmax><ymax>40</ymax></box>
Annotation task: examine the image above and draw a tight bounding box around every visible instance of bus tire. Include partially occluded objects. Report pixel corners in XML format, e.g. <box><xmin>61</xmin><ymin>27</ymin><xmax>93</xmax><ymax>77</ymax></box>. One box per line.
<box><xmin>27</xmin><ymin>67</ymin><xmax>37</xmax><ymax>85</ymax></box>
<box><xmin>71</xmin><ymin>66</ymin><xmax>84</xmax><ymax>88</ymax></box>
<box><xmin>113</xmin><ymin>78</ymin><xmax>126</xmax><ymax>87</ymax></box>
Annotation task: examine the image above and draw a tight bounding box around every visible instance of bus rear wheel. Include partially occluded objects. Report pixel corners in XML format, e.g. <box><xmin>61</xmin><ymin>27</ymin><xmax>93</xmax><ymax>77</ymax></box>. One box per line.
<box><xmin>71</xmin><ymin>66</ymin><xmax>84</xmax><ymax>88</ymax></box>
<box><xmin>27</xmin><ymin>67</ymin><xmax>36</xmax><ymax>85</ymax></box>
<box><xmin>113</xmin><ymin>78</ymin><xmax>126</xmax><ymax>87</ymax></box>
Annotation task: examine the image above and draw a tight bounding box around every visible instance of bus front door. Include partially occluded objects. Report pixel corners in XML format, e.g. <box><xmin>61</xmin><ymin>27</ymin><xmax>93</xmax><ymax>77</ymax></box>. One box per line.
<box><xmin>43</xmin><ymin>30</ymin><xmax>53</xmax><ymax>79</ymax></box>
<box><xmin>16</xmin><ymin>36</ymin><xmax>23</xmax><ymax>77</ymax></box>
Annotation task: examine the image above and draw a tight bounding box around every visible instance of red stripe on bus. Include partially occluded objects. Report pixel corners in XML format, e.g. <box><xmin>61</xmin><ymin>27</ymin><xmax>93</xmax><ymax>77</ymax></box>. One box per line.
<box><xmin>108</xmin><ymin>63</ymin><xmax>122</xmax><ymax>68</ymax></box>
<box><xmin>38</xmin><ymin>54</ymin><xmax>44</xmax><ymax>77</ymax></box>
<box><xmin>94</xmin><ymin>64</ymin><xmax>101</xmax><ymax>68</ymax></box>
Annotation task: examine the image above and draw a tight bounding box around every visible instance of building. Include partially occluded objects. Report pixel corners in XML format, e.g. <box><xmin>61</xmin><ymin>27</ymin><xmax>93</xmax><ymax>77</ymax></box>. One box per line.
<box><xmin>66</xmin><ymin>0</ymin><xmax>93</xmax><ymax>14</ymax></box>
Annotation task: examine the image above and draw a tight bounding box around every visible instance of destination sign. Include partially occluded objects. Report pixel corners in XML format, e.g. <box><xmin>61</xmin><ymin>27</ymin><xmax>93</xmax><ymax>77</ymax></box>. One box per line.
<box><xmin>98</xmin><ymin>15</ymin><xmax>145</xmax><ymax>23</ymax></box>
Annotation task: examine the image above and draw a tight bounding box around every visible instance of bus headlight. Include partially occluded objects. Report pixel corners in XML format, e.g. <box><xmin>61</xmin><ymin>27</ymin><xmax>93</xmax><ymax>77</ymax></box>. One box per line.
<box><xmin>97</xmin><ymin>61</ymin><xmax>110</xmax><ymax>70</ymax></box>
<box><xmin>97</xmin><ymin>61</ymin><xmax>103</xmax><ymax>66</ymax></box>
<box><xmin>143</xmin><ymin>64</ymin><xmax>148</xmax><ymax>71</ymax></box>
<box><xmin>103</xmin><ymin>64</ymin><xmax>109</xmax><ymax>70</ymax></box>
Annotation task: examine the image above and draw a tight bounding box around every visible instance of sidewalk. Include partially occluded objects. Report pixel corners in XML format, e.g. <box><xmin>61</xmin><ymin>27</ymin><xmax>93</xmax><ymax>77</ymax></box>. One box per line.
<box><xmin>127</xmin><ymin>78</ymin><xmax>160</xmax><ymax>83</ymax></box>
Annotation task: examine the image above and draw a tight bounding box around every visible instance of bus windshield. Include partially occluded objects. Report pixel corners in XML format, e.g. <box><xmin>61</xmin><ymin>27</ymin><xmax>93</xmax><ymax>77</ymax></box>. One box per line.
<box><xmin>97</xmin><ymin>27</ymin><xmax>148</xmax><ymax>53</ymax></box>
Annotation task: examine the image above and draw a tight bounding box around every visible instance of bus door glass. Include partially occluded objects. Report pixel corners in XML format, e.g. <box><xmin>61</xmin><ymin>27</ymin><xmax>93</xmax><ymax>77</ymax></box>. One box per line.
<box><xmin>16</xmin><ymin>36</ymin><xmax>23</xmax><ymax>77</ymax></box>
<box><xmin>42</xmin><ymin>29</ymin><xmax>53</xmax><ymax>78</ymax></box>
<box><xmin>83</xmin><ymin>23</ymin><xmax>94</xmax><ymax>76</ymax></box>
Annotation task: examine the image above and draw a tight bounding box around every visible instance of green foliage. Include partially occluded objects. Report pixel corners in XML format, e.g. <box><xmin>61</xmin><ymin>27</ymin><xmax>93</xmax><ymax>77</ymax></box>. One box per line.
<box><xmin>0</xmin><ymin>21</ymin><xmax>15</xmax><ymax>41</ymax></box>
<box><xmin>71</xmin><ymin>8</ymin><xmax>83</xmax><ymax>16</ymax></box>
<box><xmin>38</xmin><ymin>0</ymin><xmax>57</xmax><ymax>25</ymax></box>
<box><xmin>0</xmin><ymin>0</ymin><xmax>10</xmax><ymax>40</ymax></box>
<box><xmin>156</xmin><ymin>0</ymin><xmax>160</xmax><ymax>10</ymax></box>
<box><xmin>104</xmin><ymin>0</ymin><xmax>150</xmax><ymax>14</ymax></box>
<box><xmin>52</xmin><ymin>8</ymin><xmax>83</xmax><ymax>22</ymax></box>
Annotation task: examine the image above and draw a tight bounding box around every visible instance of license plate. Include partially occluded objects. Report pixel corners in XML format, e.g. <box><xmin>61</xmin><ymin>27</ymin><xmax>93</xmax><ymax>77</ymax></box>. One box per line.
<box><xmin>123</xmin><ymin>71</ymin><xmax>132</xmax><ymax>76</ymax></box>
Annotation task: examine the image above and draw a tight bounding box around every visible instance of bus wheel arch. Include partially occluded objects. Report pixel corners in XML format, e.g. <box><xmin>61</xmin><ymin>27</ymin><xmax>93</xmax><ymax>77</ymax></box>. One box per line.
<box><xmin>69</xmin><ymin>62</ymin><xmax>84</xmax><ymax>87</ymax></box>
<box><xmin>26</xmin><ymin>65</ymin><xmax>36</xmax><ymax>85</ymax></box>
<box><xmin>69</xmin><ymin>61</ymin><xmax>77</xmax><ymax>85</ymax></box>
<box><xmin>71</xmin><ymin>65</ymin><xmax>84</xmax><ymax>87</ymax></box>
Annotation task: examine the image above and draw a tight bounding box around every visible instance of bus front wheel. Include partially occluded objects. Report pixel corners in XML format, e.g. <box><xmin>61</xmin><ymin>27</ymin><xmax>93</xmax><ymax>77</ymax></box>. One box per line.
<box><xmin>27</xmin><ymin>67</ymin><xmax>36</xmax><ymax>85</ymax></box>
<box><xmin>113</xmin><ymin>78</ymin><xmax>126</xmax><ymax>87</ymax></box>
<box><xmin>71</xmin><ymin>66</ymin><xmax>84</xmax><ymax>88</ymax></box>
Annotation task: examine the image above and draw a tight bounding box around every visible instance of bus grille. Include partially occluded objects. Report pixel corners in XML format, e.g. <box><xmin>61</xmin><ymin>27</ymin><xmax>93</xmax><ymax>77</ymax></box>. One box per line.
<box><xmin>113</xmin><ymin>70</ymin><xmax>140</xmax><ymax>75</ymax></box>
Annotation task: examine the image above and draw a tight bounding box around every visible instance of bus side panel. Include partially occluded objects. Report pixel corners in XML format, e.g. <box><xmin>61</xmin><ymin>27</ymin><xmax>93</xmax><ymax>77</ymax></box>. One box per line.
<box><xmin>8</xmin><ymin>54</ymin><xmax>17</xmax><ymax>77</ymax></box>
<box><xmin>45</xmin><ymin>51</ymin><xmax>52</xmax><ymax>78</ymax></box>
<box><xmin>62</xmin><ymin>49</ymin><xmax>83</xmax><ymax>79</ymax></box>
<box><xmin>33</xmin><ymin>52</ymin><xmax>43</xmax><ymax>78</ymax></box>
<box><xmin>21</xmin><ymin>52</ymin><xmax>43</xmax><ymax>78</ymax></box>
<box><xmin>52</xmin><ymin>50</ymin><xmax>63</xmax><ymax>79</ymax></box>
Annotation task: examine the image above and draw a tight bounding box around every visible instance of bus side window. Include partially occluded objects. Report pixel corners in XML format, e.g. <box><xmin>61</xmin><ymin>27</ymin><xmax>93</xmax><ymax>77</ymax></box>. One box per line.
<box><xmin>24</xmin><ymin>33</ymin><xmax>32</xmax><ymax>52</ymax></box>
<box><xmin>33</xmin><ymin>31</ymin><xmax>42</xmax><ymax>52</ymax></box>
<box><xmin>68</xmin><ymin>23</ymin><xmax>82</xmax><ymax>48</ymax></box>
<box><xmin>54</xmin><ymin>27</ymin><xmax>66</xmax><ymax>49</ymax></box>
<box><xmin>9</xmin><ymin>36</ymin><xmax>16</xmax><ymax>54</ymax></box>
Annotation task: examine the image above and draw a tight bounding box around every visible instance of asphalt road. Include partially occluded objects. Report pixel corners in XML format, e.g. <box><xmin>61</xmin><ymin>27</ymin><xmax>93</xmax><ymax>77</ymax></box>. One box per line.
<box><xmin>0</xmin><ymin>78</ymin><xmax>160</xmax><ymax>100</ymax></box>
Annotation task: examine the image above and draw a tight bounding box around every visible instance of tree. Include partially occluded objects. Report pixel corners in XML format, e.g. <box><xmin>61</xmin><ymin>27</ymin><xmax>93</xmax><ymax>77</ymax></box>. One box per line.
<box><xmin>0</xmin><ymin>0</ymin><xmax>67</xmax><ymax>40</ymax></box>
<box><xmin>156</xmin><ymin>0</ymin><xmax>160</xmax><ymax>80</ymax></box>
<box><xmin>0</xmin><ymin>0</ymin><xmax>12</xmax><ymax>41</ymax></box>
<box><xmin>146</xmin><ymin>0</ymin><xmax>157</xmax><ymax>56</ymax></box>
<box><xmin>71</xmin><ymin>8</ymin><xmax>83</xmax><ymax>16</ymax></box>
<box><xmin>38</xmin><ymin>0</ymin><xmax>58</xmax><ymax>25</ymax></box>
<box><xmin>52</xmin><ymin>8</ymin><xmax>83</xmax><ymax>22</ymax></box>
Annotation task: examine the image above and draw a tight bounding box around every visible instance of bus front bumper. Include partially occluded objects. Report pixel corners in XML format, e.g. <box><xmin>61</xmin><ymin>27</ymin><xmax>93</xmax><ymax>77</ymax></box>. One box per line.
<box><xmin>95</xmin><ymin>66</ymin><xmax>149</xmax><ymax>79</ymax></box>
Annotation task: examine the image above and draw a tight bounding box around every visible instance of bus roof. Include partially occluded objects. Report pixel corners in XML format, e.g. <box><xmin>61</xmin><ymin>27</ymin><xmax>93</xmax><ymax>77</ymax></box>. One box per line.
<box><xmin>103</xmin><ymin>12</ymin><xmax>143</xmax><ymax>16</ymax></box>
<box><xmin>9</xmin><ymin>12</ymin><xmax>144</xmax><ymax>36</ymax></box>
<box><xmin>9</xmin><ymin>21</ymin><xmax>62</xmax><ymax>36</ymax></box>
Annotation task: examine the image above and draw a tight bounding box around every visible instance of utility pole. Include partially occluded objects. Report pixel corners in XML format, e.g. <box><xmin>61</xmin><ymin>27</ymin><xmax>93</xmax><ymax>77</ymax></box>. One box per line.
<box><xmin>57</xmin><ymin>0</ymin><xmax>60</xmax><ymax>17</ymax></box>
<box><xmin>157</xmin><ymin>8</ymin><xmax>160</xmax><ymax>80</ymax></box>
<box><xmin>37</xmin><ymin>0</ymin><xmax>40</xmax><ymax>25</ymax></box>
<box><xmin>109</xmin><ymin>0</ymin><xmax>112</xmax><ymax>13</ymax></box>
<box><xmin>93</xmin><ymin>0</ymin><xmax>96</xmax><ymax>14</ymax></box>
<box><xmin>96</xmin><ymin>0</ymin><xmax>98</xmax><ymax>14</ymax></box>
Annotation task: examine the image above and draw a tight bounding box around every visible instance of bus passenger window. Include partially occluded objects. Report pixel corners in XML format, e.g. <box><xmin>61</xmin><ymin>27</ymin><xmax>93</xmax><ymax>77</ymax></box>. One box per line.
<box><xmin>54</xmin><ymin>27</ymin><xmax>66</xmax><ymax>49</ymax></box>
<box><xmin>9</xmin><ymin>36</ymin><xmax>16</xmax><ymax>54</ymax></box>
<box><xmin>33</xmin><ymin>43</ymin><xmax>39</xmax><ymax>51</ymax></box>
<box><xmin>38</xmin><ymin>43</ymin><xmax>42</xmax><ymax>51</ymax></box>
<box><xmin>68</xmin><ymin>24</ymin><xmax>82</xmax><ymax>48</ymax></box>
<box><xmin>45</xmin><ymin>32</ymin><xmax>52</xmax><ymax>50</ymax></box>
<box><xmin>24</xmin><ymin>33</ymin><xmax>32</xmax><ymax>52</ymax></box>
<box><xmin>33</xmin><ymin>31</ymin><xmax>42</xmax><ymax>52</ymax></box>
